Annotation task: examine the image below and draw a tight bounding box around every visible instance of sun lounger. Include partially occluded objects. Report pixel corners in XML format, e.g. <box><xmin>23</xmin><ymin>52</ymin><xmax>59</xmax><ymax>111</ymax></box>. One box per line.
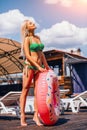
<box><xmin>0</xmin><ymin>91</ymin><xmax>21</xmax><ymax>117</ymax></box>
<box><xmin>61</xmin><ymin>91</ymin><xmax>87</xmax><ymax>113</ymax></box>
<box><xmin>25</xmin><ymin>96</ymin><xmax>34</xmax><ymax>113</ymax></box>
<box><xmin>60</xmin><ymin>89</ymin><xmax>69</xmax><ymax>98</ymax></box>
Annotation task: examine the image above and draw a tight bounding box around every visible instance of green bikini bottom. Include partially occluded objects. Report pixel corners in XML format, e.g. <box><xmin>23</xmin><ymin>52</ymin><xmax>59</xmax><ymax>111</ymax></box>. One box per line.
<box><xmin>24</xmin><ymin>62</ymin><xmax>44</xmax><ymax>70</ymax></box>
<box><xmin>27</xmin><ymin>65</ymin><xmax>37</xmax><ymax>70</ymax></box>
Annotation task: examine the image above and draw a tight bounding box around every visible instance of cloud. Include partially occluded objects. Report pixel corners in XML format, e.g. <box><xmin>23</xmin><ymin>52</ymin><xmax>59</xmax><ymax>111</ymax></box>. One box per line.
<box><xmin>0</xmin><ymin>9</ymin><xmax>38</xmax><ymax>36</ymax></box>
<box><xmin>44</xmin><ymin>0</ymin><xmax>73</xmax><ymax>7</ymax></box>
<box><xmin>44</xmin><ymin>0</ymin><xmax>87</xmax><ymax>7</ymax></box>
<box><xmin>60</xmin><ymin>0</ymin><xmax>73</xmax><ymax>7</ymax></box>
<box><xmin>0</xmin><ymin>9</ymin><xmax>87</xmax><ymax>56</ymax></box>
<box><xmin>45</xmin><ymin>0</ymin><xmax>59</xmax><ymax>4</ymax></box>
<box><xmin>37</xmin><ymin>21</ymin><xmax>87</xmax><ymax>53</ymax></box>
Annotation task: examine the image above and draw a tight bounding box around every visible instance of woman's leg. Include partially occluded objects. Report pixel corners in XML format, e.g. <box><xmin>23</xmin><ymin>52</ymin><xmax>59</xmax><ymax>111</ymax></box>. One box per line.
<box><xmin>20</xmin><ymin>69</ymin><xmax>34</xmax><ymax>126</ymax></box>
<box><xmin>33</xmin><ymin>73</ymin><xmax>43</xmax><ymax>126</ymax></box>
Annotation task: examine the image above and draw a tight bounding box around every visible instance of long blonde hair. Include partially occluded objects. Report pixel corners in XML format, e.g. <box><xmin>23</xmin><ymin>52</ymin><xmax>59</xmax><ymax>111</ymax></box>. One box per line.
<box><xmin>20</xmin><ymin>20</ymin><xmax>29</xmax><ymax>59</ymax></box>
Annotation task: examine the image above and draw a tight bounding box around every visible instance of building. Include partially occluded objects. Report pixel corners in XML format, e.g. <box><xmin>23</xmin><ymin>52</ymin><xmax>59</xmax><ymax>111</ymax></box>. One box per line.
<box><xmin>44</xmin><ymin>49</ymin><xmax>87</xmax><ymax>95</ymax></box>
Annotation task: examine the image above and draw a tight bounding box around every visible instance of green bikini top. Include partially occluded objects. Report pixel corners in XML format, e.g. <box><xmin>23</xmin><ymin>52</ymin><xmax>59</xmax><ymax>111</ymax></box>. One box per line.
<box><xmin>30</xmin><ymin>43</ymin><xmax>44</xmax><ymax>52</ymax></box>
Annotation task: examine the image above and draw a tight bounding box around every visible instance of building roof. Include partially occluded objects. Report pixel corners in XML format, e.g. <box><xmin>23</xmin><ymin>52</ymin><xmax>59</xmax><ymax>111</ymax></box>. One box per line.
<box><xmin>44</xmin><ymin>49</ymin><xmax>87</xmax><ymax>64</ymax></box>
<box><xmin>0</xmin><ymin>38</ymin><xmax>24</xmax><ymax>78</ymax></box>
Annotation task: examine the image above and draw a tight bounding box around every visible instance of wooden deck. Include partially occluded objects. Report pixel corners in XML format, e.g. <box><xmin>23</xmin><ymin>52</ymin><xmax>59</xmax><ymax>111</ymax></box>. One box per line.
<box><xmin>0</xmin><ymin>108</ymin><xmax>87</xmax><ymax>130</ymax></box>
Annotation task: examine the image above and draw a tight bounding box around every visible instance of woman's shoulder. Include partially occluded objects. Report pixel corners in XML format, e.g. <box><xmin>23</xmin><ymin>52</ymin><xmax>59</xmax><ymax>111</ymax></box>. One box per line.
<box><xmin>25</xmin><ymin>36</ymin><xmax>29</xmax><ymax>39</ymax></box>
<box><xmin>25</xmin><ymin>36</ymin><xmax>31</xmax><ymax>41</ymax></box>
<box><xmin>35</xmin><ymin>35</ymin><xmax>40</xmax><ymax>40</ymax></box>
<box><xmin>24</xmin><ymin>36</ymin><xmax>31</xmax><ymax>44</ymax></box>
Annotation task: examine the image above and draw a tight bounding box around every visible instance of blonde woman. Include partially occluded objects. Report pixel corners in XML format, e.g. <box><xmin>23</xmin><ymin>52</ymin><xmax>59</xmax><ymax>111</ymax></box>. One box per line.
<box><xmin>20</xmin><ymin>20</ymin><xmax>50</xmax><ymax>126</ymax></box>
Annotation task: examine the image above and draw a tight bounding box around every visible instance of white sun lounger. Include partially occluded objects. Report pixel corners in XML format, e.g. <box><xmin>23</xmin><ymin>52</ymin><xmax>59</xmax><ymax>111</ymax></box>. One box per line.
<box><xmin>0</xmin><ymin>91</ymin><xmax>21</xmax><ymax>116</ymax></box>
<box><xmin>61</xmin><ymin>91</ymin><xmax>87</xmax><ymax>113</ymax></box>
<box><xmin>25</xmin><ymin>96</ymin><xmax>34</xmax><ymax>113</ymax></box>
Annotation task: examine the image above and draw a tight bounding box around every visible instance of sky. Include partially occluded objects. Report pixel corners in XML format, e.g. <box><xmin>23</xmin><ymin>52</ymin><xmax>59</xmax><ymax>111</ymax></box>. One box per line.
<box><xmin>0</xmin><ymin>0</ymin><xmax>87</xmax><ymax>56</ymax></box>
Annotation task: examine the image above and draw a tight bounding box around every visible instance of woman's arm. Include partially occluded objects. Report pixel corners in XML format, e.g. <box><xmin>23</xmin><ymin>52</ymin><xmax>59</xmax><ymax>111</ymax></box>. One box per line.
<box><xmin>40</xmin><ymin>51</ymin><xmax>50</xmax><ymax>70</ymax></box>
<box><xmin>37</xmin><ymin>36</ymin><xmax>50</xmax><ymax>70</ymax></box>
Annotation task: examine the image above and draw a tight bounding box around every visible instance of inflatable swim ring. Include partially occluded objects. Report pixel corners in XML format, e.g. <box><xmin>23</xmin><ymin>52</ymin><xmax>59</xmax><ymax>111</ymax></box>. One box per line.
<box><xmin>36</xmin><ymin>70</ymin><xmax>60</xmax><ymax>125</ymax></box>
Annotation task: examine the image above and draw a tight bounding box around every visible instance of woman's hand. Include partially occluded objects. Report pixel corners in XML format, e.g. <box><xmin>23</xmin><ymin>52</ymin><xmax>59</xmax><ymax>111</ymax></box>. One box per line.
<box><xmin>38</xmin><ymin>66</ymin><xmax>52</xmax><ymax>73</ymax></box>
<box><xmin>46</xmin><ymin>66</ymin><xmax>51</xmax><ymax>70</ymax></box>
<box><xmin>38</xmin><ymin>66</ymin><xmax>47</xmax><ymax>72</ymax></box>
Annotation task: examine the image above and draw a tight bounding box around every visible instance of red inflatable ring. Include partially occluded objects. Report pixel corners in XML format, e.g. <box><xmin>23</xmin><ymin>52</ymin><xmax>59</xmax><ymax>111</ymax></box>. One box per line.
<box><xmin>36</xmin><ymin>70</ymin><xmax>60</xmax><ymax>125</ymax></box>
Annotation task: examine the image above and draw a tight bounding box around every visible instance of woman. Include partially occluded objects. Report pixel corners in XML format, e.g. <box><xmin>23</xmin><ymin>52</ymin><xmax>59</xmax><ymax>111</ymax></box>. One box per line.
<box><xmin>20</xmin><ymin>20</ymin><xmax>50</xmax><ymax>126</ymax></box>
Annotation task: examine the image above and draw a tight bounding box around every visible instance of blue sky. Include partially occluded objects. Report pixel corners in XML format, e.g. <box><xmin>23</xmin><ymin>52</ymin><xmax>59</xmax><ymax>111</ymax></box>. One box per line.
<box><xmin>0</xmin><ymin>0</ymin><xmax>87</xmax><ymax>56</ymax></box>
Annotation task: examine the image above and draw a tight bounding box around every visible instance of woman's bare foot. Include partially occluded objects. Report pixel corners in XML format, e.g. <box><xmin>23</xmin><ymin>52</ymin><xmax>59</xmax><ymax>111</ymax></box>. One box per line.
<box><xmin>20</xmin><ymin>114</ymin><xmax>27</xmax><ymax>126</ymax></box>
<box><xmin>33</xmin><ymin>113</ymin><xmax>43</xmax><ymax>126</ymax></box>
